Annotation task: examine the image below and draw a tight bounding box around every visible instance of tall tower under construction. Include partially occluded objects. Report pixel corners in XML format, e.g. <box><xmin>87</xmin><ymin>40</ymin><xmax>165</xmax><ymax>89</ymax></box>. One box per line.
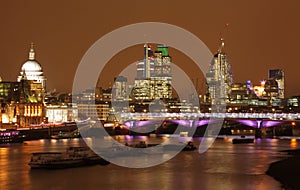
<box><xmin>206</xmin><ymin>39</ymin><xmax>233</xmax><ymax>104</ymax></box>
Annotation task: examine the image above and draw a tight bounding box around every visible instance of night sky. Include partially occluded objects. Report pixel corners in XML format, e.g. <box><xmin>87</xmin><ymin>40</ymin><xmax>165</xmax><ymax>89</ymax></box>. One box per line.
<box><xmin>1</xmin><ymin>0</ymin><xmax>300</xmax><ymax>97</ymax></box>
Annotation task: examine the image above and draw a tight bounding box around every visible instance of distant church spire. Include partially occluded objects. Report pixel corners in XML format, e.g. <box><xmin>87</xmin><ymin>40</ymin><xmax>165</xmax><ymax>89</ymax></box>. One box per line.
<box><xmin>29</xmin><ymin>42</ymin><xmax>35</xmax><ymax>60</ymax></box>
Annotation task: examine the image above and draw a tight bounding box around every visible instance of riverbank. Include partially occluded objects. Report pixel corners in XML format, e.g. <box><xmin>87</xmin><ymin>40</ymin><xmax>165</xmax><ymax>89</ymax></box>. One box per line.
<box><xmin>266</xmin><ymin>149</ymin><xmax>300</xmax><ymax>190</ymax></box>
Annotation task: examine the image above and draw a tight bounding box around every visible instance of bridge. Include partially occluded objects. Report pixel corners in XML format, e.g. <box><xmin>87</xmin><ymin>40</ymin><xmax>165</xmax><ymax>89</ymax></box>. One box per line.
<box><xmin>108</xmin><ymin>112</ymin><xmax>300</xmax><ymax>136</ymax></box>
<box><xmin>117</xmin><ymin>112</ymin><xmax>300</xmax><ymax>122</ymax></box>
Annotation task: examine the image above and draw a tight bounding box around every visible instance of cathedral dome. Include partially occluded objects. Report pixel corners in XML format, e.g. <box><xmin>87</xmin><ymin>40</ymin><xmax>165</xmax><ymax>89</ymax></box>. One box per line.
<box><xmin>19</xmin><ymin>43</ymin><xmax>43</xmax><ymax>76</ymax></box>
<box><xmin>21</xmin><ymin>60</ymin><xmax>42</xmax><ymax>73</ymax></box>
<box><xmin>17</xmin><ymin>43</ymin><xmax>46</xmax><ymax>89</ymax></box>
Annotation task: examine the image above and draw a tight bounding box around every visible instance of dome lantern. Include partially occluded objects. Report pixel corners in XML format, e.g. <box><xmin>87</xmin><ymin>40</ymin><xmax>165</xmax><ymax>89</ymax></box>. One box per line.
<box><xmin>29</xmin><ymin>42</ymin><xmax>35</xmax><ymax>60</ymax></box>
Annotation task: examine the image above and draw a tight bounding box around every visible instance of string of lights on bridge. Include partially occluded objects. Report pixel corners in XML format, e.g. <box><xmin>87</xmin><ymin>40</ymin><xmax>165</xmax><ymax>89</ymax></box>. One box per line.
<box><xmin>119</xmin><ymin>112</ymin><xmax>300</xmax><ymax>121</ymax></box>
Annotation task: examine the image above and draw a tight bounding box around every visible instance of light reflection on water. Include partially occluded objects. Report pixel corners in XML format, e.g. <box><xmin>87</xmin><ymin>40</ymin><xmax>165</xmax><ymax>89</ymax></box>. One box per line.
<box><xmin>290</xmin><ymin>139</ymin><xmax>298</xmax><ymax>149</ymax></box>
<box><xmin>0</xmin><ymin>137</ymin><xmax>298</xmax><ymax>190</ymax></box>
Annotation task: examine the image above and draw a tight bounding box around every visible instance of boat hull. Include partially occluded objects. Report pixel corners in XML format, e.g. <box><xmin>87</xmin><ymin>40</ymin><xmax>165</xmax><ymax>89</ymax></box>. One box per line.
<box><xmin>29</xmin><ymin>147</ymin><xmax>110</xmax><ymax>169</ymax></box>
<box><xmin>232</xmin><ymin>138</ymin><xmax>254</xmax><ymax>144</ymax></box>
<box><xmin>29</xmin><ymin>157</ymin><xmax>109</xmax><ymax>169</ymax></box>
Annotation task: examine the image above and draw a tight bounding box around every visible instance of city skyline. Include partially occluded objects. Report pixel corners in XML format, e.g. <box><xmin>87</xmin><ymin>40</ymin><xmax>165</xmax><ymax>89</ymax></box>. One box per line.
<box><xmin>1</xmin><ymin>2</ymin><xmax>300</xmax><ymax>189</ymax></box>
<box><xmin>0</xmin><ymin>41</ymin><xmax>294</xmax><ymax>100</ymax></box>
<box><xmin>1</xmin><ymin>1</ymin><xmax>300</xmax><ymax>97</ymax></box>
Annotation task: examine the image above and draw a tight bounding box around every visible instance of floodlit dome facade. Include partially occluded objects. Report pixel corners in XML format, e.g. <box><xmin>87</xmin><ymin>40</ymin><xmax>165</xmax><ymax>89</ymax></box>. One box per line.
<box><xmin>21</xmin><ymin>60</ymin><xmax>42</xmax><ymax>73</ymax></box>
<box><xmin>17</xmin><ymin>44</ymin><xmax>46</xmax><ymax>89</ymax></box>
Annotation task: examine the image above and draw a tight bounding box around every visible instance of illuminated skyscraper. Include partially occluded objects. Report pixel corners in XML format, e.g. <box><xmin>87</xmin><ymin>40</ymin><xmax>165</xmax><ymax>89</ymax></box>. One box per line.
<box><xmin>133</xmin><ymin>44</ymin><xmax>172</xmax><ymax>100</ymax></box>
<box><xmin>136</xmin><ymin>44</ymin><xmax>154</xmax><ymax>79</ymax></box>
<box><xmin>134</xmin><ymin>44</ymin><xmax>153</xmax><ymax>100</ymax></box>
<box><xmin>268</xmin><ymin>69</ymin><xmax>284</xmax><ymax>98</ymax></box>
<box><xmin>152</xmin><ymin>45</ymin><xmax>172</xmax><ymax>99</ymax></box>
<box><xmin>206</xmin><ymin>39</ymin><xmax>233</xmax><ymax>104</ymax></box>
<box><xmin>112</xmin><ymin>76</ymin><xmax>128</xmax><ymax>101</ymax></box>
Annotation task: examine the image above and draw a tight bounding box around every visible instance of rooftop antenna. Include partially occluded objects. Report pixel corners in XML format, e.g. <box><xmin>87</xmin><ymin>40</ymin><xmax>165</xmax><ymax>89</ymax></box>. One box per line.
<box><xmin>218</xmin><ymin>23</ymin><xmax>230</xmax><ymax>53</ymax></box>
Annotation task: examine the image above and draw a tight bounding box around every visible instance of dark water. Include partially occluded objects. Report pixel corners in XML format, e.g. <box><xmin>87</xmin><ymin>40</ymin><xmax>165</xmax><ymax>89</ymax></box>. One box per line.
<box><xmin>0</xmin><ymin>136</ymin><xmax>298</xmax><ymax>190</ymax></box>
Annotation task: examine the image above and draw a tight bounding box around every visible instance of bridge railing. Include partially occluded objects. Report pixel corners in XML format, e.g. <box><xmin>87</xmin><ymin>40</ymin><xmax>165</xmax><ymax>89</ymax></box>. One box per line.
<box><xmin>116</xmin><ymin>112</ymin><xmax>300</xmax><ymax>121</ymax></box>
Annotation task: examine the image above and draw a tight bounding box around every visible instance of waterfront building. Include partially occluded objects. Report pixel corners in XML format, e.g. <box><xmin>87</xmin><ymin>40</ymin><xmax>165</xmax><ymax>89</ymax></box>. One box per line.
<box><xmin>0</xmin><ymin>43</ymin><xmax>47</xmax><ymax>128</ymax></box>
<box><xmin>16</xmin><ymin>102</ymin><xmax>44</xmax><ymax>127</ymax></box>
<box><xmin>269</xmin><ymin>69</ymin><xmax>284</xmax><ymax>99</ymax></box>
<box><xmin>44</xmin><ymin>92</ymin><xmax>76</xmax><ymax>123</ymax></box>
<box><xmin>168</xmin><ymin>99</ymin><xmax>199</xmax><ymax>113</ymax></box>
<box><xmin>0</xmin><ymin>79</ymin><xmax>46</xmax><ymax>128</ymax></box>
<box><xmin>206</xmin><ymin>39</ymin><xmax>233</xmax><ymax>104</ymax></box>
<box><xmin>77</xmin><ymin>101</ymin><xmax>110</xmax><ymax>121</ymax></box>
<box><xmin>71</xmin><ymin>88</ymin><xmax>111</xmax><ymax>120</ymax></box>
<box><xmin>46</xmin><ymin>104</ymin><xmax>78</xmax><ymax>123</ymax></box>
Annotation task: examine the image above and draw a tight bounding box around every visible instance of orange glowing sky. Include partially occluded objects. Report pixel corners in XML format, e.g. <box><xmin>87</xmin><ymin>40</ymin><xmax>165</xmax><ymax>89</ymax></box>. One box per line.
<box><xmin>1</xmin><ymin>0</ymin><xmax>300</xmax><ymax>97</ymax></box>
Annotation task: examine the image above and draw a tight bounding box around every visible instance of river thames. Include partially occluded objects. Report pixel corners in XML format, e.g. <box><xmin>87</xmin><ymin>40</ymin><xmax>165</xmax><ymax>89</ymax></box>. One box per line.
<box><xmin>0</xmin><ymin>136</ymin><xmax>298</xmax><ymax>190</ymax></box>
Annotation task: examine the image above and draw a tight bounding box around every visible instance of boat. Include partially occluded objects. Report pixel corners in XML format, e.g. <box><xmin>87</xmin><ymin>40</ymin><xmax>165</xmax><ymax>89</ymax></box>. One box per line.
<box><xmin>0</xmin><ymin>130</ymin><xmax>26</xmax><ymax>144</ymax></box>
<box><xmin>163</xmin><ymin>141</ymin><xmax>197</xmax><ymax>151</ymax></box>
<box><xmin>104</xmin><ymin>140</ymin><xmax>197</xmax><ymax>158</ymax></box>
<box><xmin>131</xmin><ymin>141</ymin><xmax>159</xmax><ymax>148</ymax></box>
<box><xmin>232</xmin><ymin>136</ymin><xmax>254</xmax><ymax>144</ymax></box>
<box><xmin>29</xmin><ymin>147</ymin><xmax>110</xmax><ymax>169</ymax></box>
<box><xmin>51</xmin><ymin>130</ymin><xmax>81</xmax><ymax>139</ymax></box>
<box><xmin>103</xmin><ymin>141</ymin><xmax>163</xmax><ymax>157</ymax></box>
<box><xmin>183</xmin><ymin>141</ymin><xmax>197</xmax><ymax>151</ymax></box>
